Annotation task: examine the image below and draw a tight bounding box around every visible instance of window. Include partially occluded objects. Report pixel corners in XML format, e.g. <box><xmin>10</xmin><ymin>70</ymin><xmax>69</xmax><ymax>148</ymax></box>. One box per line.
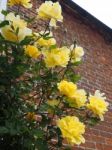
<box><xmin>0</xmin><ymin>0</ymin><xmax>7</xmax><ymax>21</ymax></box>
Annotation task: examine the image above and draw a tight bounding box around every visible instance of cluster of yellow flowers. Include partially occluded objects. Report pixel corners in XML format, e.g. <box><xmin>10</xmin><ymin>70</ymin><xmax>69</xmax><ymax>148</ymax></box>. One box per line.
<box><xmin>1</xmin><ymin>13</ymin><xmax>32</xmax><ymax>42</ymax></box>
<box><xmin>37</xmin><ymin>1</ymin><xmax>63</xmax><ymax>27</ymax></box>
<box><xmin>58</xmin><ymin>80</ymin><xmax>108</xmax><ymax>118</ymax></box>
<box><xmin>58</xmin><ymin>80</ymin><xmax>87</xmax><ymax>108</ymax></box>
<box><xmin>57</xmin><ymin>81</ymin><xmax>108</xmax><ymax>144</ymax></box>
<box><xmin>35</xmin><ymin>31</ymin><xmax>56</xmax><ymax>48</ymax></box>
<box><xmin>43</xmin><ymin>47</ymin><xmax>70</xmax><ymax>68</ymax></box>
<box><xmin>2</xmin><ymin>2</ymin><xmax>84</xmax><ymax>68</ymax></box>
<box><xmin>57</xmin><ymin>116</ymin><xmax>85</xmax><ymax>145</ymax></box>
<box><xmin>8</xmin><ymin>0</ymin><xmax>32</xmax><ymax>8</ymax></box>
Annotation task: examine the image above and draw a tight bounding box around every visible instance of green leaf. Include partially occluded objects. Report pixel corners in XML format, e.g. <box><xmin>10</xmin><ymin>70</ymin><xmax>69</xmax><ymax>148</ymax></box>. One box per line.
<box><xmin>0</xmin><ymin>127</ymin><xmax>8</xmax><ymax>134</ymax></box>
<box><xmin>32</xmin><ymin>129</ymin><xmax>44</xmax><ymax>138</ymax></box>
<box><xmin>39</xmin><ymin>103</ymin><xmax>50</xmax><ymax>112</ymax></box>
<box><xmin>43</xmin><ymin>36</ymin><xmax>53</xmax><ymax>40</ymax></box>
<box><xmin>73</xmin><ymin>74</ymin><xmax>81</xmax><ymax>82</ymax></box>
<box><xmin>73</xmin><ymin>61</ymin><xmax>82</xmax><ymax>66</ymax></box>
<box><xmin>49</xmin><ymin>44</ymin><xmax>57</xmax><ymax>50</ymax></box>
<box><xmin>56</xmin><ymin>128</ymin><xmax>63</xmax><ymax>148</ymax></box>
<box><xmin>88</xmin><ymin>117</ymin><xmax>100</xmax><ymax>126</ymax></box>
<box><xmin>39</xmin><ymin>32</ymin><xmax>50</xmax><ymax>37</ymax></box>
<box><xmin>1</xmin><ymin>10</ymin><xmax>9</xmax><ymax>16</ymax></box>
<box><xmin>20</xmin><ymin>37</ymin><xmax>33</xmax><ymax>45</ymax></box>
<box><xmin>66</xmin><ymin>69</ymin><xmax>81</xmax><ymax>83</ymax></box>
<box><xmin>36</xmin><ymin>139</ymin><xmax>49</xmax><ymax>150</ymax></box>
<box><xmin>0</xmin><ymin>20</ymin><xmax>9</xmax><ymax>28</ymax></box>
<box><xmin>16</xmin><ymin>27</ymin><xmax>19</xmax><ymax>35</ymax></box>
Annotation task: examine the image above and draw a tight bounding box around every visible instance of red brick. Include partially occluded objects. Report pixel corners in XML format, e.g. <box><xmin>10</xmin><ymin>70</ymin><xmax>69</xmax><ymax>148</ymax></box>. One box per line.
<box><xmin>72</xmin><ymin>146</ymin><xmax>85</xmax><ymax>150</ymax></box>
<box><xmin>105</xmin><ymin>138</ymin><xmax>112</xmax><ymax>145</ymax></box>
<box><xmin>103</xmin><ymin>145</ymin><xmax>112</xmax><ymax>150</ymax></box>
<box><xmin>95</xmin><ymin>143</ymin><xmax>104</xmax><ymax>150</ymax></box>
<box><xmin>81</xmin><ymin>141</ymin><xmax>96</xmax><ymax>149</ymax></box>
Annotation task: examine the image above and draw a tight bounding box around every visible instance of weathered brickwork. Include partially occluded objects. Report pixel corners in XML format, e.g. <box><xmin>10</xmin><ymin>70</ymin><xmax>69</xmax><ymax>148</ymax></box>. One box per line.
<box><xmin>9</xmin><ymin>0</ymin><xmax>112</xmax><ymax>149</ymax></box>
<box><xmin>62</xmin><ymin>6</ymin><xmax>112</xmax><ymax>150</ymax></box>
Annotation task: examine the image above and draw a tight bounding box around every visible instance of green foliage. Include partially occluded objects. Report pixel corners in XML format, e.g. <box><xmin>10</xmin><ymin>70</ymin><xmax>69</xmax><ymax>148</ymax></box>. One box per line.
<box><xmin>0</xmin><ymin>20</ymin><xmax>9</xmax><ymax>28</ymax></box>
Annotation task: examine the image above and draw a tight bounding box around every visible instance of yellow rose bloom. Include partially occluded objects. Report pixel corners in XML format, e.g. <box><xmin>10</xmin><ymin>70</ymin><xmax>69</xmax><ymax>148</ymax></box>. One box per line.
<box><xmin>67</xmin><ymin>89</ymin><xmax>87</xmax><ymax>108</ymax></box>
<box><xmin>38</xmin><ymin>38</ymin><xmax>56</xmax><ymax>47</ymax></box>
<box><xmin>1</xmin><ymin>13</ymin><xmax>32</xmax><ymax>42</ymax></box>
<box><xmin>26</xmin><ymin>112</ymin><xmax>36</xmax><ymax>121</ymax></box>
<box><xmin>87</xmin><ymin>90</ymin><xmax>109</xmax><ymax>121</ymax></box>
<box><xmin>57</xmin><ymin>80</ymin><xmax>77</xmax><ymax>98</ymax></box>
<box><xmin>25</xmin><ymin>45</ymin><xmax>40</xmax><ymax>58</ymax></box>
<box><xmin>71</xmin><ymin>45</ymin><xmax>84</xmax><ymax>62</ymax></box>
<box><xmin>57</xmin><ymin>116</ymin><xmax>85</xmax><ymax>145</ymax></box>
<box><xmin>37</xmin><ymin>1</ymin><xmax>63</xmax><ymax>27</ymax></box>
<box><xmin>47</xmin><ymin>99</ymin><xmax>60</xmax><ymax>107</ymax></box>
<box><xmin>8</xmin><ymin>0</ymin><xmax>32</xmax><ymax>8</ymax></box>
<box><xmin>47</xmin><ymin>99</ymin><xmax>60</xmax><ymax>114</ymax></box>
<box><xmin>35</xmin><ymin>31</ymin><xmax>56</xmax><ymax>48</ymax></box>
<box><xmin>43</xmin><ymin>47</ymin><xmax>70</xmax><ymax>68</ymax></box>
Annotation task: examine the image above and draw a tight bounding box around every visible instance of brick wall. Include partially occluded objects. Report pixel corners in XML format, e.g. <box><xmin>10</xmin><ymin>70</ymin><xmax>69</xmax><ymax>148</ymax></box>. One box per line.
<box><xmin>62</xmin><ymin>6</ymin><xmax>112</xmax><ymax>150</ymax></box>
<box><xmin>9</xmin><ymin>1</ymin><xmax>112</xmax><ymax>150</ymax></box>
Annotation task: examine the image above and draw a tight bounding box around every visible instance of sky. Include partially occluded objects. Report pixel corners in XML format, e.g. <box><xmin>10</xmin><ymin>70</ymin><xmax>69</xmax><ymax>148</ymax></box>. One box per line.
<box><xmin>0</xmin><ymin>0</ymin><xmax>7</xmax><ymax>21</ymax></box>
<box><xmin>73</xmin><ymin>0</ymin><xmax>112</xmax><ymax>29</ymax></box>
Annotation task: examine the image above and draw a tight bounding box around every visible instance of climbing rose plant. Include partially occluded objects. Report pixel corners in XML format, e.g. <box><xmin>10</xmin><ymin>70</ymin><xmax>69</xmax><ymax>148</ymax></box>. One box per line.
<box><xmin>0</xmin><ymin>0</ymin><xmax>109</xmax><ymax>149</ymax></box>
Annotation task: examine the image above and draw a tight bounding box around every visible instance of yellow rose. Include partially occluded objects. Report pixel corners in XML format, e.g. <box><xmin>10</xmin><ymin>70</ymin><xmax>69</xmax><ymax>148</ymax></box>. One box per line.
<box><xmin>71</xmin><ymin>45</ymin><xmax>84</xmax><ymax>62</ymax></box>
<box><xmin>57</xmin><ymin>80</ymin><xmax>77</xmax><ymax>98</ymax></box>
<box><xmin>57</xmin><ymin>116</ymin><xmax>85</xmax><ymax>145</ymax></box>
<box><xmin>26</xmin><ymin>112</ymin><xmax>36</xmax><ymax>121</ymax></box>
<box><xmin>87</xmin><ymin>90</ymin><xmax>109</xmax><ymax>121</ymax></box>
<box><xmin>1</xmin><ymin>13</ymin><xmax>32</xmax><ymax>42</ymax></box>
<box><xmin>35</xmin><ymin>31</ymin><xmax>56</xmax><ymax>48</ymax></box>
<box><xmin>47</xmin><ymin>99</ymin><xmax>60</xmax><ymax>114</ymax></box>
<box><xmin>67</xmin><ymin>89</ymin><xmax>87</xmax><ymax>108</ymax></box>
<box><xmin>8</xmin><ymin>0</ymin><xmax>32</xmax><ymax>8</ymax></box>
<box><xmin>25</xmin><ymin>45</ymin><xmax>40</xmax><ymax>58</ymax></box>
<box><xmin>47</xmin><ymin>99</ymin><xmax>60</xmax><ymax>107</ymax></box>
<box><xmin>43</xmin><ymin>47</ymin><xmax>70</xmax><ymax>68</ymax></box>
<box><xmin>37</xmin><ymin>1</ymin><xmax>63</xmax><ymax>27</ymax></box>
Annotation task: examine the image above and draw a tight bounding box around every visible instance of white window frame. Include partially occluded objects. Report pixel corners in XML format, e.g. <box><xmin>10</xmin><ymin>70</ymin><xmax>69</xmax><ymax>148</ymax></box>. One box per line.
<box><xmin>0</xmin><ymin>0</ymin><xmax>7</xmax><ymax>21</ymax></box>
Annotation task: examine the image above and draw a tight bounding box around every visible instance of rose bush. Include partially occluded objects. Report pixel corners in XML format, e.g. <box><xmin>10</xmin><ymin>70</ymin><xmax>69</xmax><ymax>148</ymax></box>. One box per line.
<box><xmin>0</xmin><ymin>0</ymin><xmax>109</xmax><ymax>150</ymax></box>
